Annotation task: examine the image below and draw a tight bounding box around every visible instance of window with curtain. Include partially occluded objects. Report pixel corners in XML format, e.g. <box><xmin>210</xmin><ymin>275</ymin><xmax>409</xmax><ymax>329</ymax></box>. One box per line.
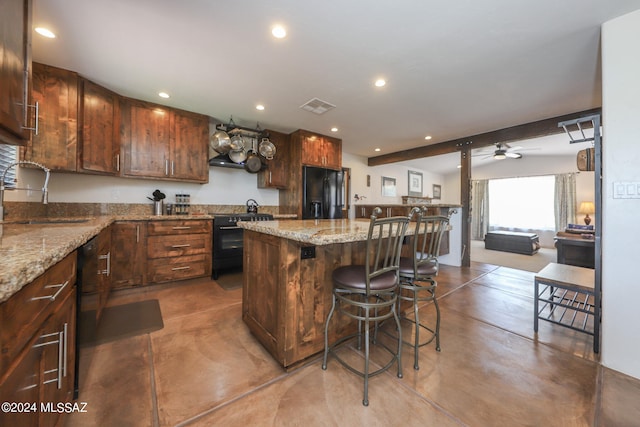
<box><xmin>0</xmin><ymin>144</ymin><xmax>18</xmax><ymax>189</ymax></box>
<box><xmin>488</xmin><ymin>175</ymin><xmax>556</xmax><ymax>230</ymax></box>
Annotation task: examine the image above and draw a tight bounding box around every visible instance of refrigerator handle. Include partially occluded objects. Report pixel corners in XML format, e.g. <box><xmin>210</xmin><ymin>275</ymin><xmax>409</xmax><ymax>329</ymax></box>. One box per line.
<box><xmin>323</xmin><ymin>176</ymin><xmax>329</xmax><ymax>218</ymax></box>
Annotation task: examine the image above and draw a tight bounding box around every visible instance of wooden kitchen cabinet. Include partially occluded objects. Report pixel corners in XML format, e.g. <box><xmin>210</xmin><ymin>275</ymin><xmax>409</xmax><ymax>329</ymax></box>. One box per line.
<box><xmin>0</xmin><ymin>251</ymin><xmax>77</xmax><ymax>427</ymax></box>
<box><xmin>80</xmin><ymin>78</ymin><xmax>121</xmax><ymax>175</ymax></box>
<box><xmin>0</xmin><ymin>0</ymin><xmax>32</xmax><ymax>146</ymax></box>
<box><xmin>110</xmin><ymin>221</ymin><xmax>146</xmax><ymax>289</ymax></box>
<box><xmin>120</xmin><ymin>98</ymin><xmax>209</xmax><ymax>183</ymax></box>
<box><xmin>79</xmin><ymin>226</ymin><xmax>112</xmax><ymax>320</ymax></box>
<box><xmin>146</xmin><ymin>219</ymin><xmax>212</xmax><ymax>283</ymax></box>
<box><xmin>22</xmin><ymin>62</ymin><xmax>79</xmax><ymax>171</ymax></box>
<box><xmin>257</xmin><ymin>129</ymin><xmax>289</xmax><ymax>189</ymax></box>
<box><xmin>171</xmin><ymin>109</ymin><xmax>209</xmax><ymax>182</ymax></box>
<box><xmin>297</xmin><ymin>129</ymin><xmax>342</xmax><ymax>170</ymax></box>
<box><xmin>120</xmin><ymin>98</ymin><xmax>171</xmax><ymax>179</ymax></box>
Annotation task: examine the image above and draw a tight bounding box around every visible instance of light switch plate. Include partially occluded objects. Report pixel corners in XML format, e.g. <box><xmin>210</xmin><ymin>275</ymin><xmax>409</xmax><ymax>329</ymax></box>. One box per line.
<box><xmin>613</xmin><ymin>181</ymin><xmax>640</xmax><ymax>199</ymax></box>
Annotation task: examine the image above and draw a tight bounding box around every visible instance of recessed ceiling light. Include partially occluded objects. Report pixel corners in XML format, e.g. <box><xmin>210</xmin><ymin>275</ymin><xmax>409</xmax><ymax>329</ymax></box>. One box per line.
<box><xmin>374</xmin><ymin>79</ymin><xmax>386</xmax><ymax>87</ymax></box>
<box><xmin>35</xmin><ymin>27</ymin><xmax>56</xmax><ymax>38</ymax></box>
<box><xmin>256</xmin><ymin>104</ymin><xmax>265</xmax><ymax>111</ymax></box>
<box><xmin>272</xmin><ymin>25</ymin><xmax>286</xmax><ymax>39</ymax></box>
<box><xmin>425</xmin><ymin>135</ymin><xmax>432</xmax><ymax>140</ymax></box>
<box><xmin>158</xmin><ymin>92</ymin><xmax>170</xmax><ymax>99</ymax></box>
<box><xmin>374</xmin><ymin>148</ymin><xmax>381</xmax><ymax>152</ymax></box>
<box><xmin>330</xmin><ymin>127</ymin><xmax>338</xmax><ymax>132</ymax></box>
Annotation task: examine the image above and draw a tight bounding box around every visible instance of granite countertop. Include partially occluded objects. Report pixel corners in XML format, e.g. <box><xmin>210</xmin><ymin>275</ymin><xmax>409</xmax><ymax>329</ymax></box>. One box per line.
<box><xmin>238</xmin><ymin>218</ymin><xmax>422</xmax><ymax>246</ymax></box>
<box><xmin>0</xmin><ymin>214</ymin><xmax>215</xmax><ymax>304</ymax></box>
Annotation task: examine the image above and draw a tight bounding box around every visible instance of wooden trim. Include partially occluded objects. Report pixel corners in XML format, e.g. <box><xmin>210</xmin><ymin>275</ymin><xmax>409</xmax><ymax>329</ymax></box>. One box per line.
<box><xmin>367</xmin><ymin>108</ymin><xmax>601</xmax><ymax>166</ymax></box>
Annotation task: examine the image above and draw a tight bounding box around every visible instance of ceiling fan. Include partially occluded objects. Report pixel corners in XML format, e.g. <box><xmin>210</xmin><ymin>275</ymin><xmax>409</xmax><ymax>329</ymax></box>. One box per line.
<box><xmin>474</xmin><ymin>143</ymin><xmax>525</xmax><ymax>160</ymax></box>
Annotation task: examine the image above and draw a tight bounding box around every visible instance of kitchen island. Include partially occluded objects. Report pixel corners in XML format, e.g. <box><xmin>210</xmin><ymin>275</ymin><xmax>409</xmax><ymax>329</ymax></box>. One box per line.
<box><xmin>237</xmin><ymin>218</ymin><xmax>445</xmax><ymax>370</ymax></box>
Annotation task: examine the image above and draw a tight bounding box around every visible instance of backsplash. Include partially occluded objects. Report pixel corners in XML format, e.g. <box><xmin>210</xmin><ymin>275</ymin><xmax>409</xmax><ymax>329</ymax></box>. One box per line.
<box><xmin>1</xmin><ymin>202</ymin><xmax>281</xmax><ymax>220</ymax></box>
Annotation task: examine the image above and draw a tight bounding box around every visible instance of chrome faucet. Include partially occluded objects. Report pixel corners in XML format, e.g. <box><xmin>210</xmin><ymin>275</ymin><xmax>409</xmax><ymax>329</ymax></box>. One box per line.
<box><xmin>0</xmin><ymin>160</ymin><xmax>51</xmax><ymax>222</ymax></box>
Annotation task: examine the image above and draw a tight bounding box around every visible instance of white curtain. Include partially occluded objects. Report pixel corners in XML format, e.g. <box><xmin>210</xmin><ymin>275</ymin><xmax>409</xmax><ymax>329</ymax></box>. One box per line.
<box><xmin>554</xmin><ymin>173</ymin><xmax>576</xmax><ymax>231</ymax></box>
<box><xmin>471</xmin><ymin>180</ymin><xmax>489</xmax><ymax>240</ymax></box>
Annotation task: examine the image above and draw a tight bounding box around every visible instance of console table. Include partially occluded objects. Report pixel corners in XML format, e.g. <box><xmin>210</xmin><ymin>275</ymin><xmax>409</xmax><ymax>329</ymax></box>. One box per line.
<box><xmin>534</xmin><ymin>263</ymin><xmax>599</xmax><ymax>352</ymax></box>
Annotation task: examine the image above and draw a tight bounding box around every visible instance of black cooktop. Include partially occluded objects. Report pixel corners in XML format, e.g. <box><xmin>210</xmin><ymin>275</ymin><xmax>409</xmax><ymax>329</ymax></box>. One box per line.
<box><xmin>212</xmin><ymin>213</ymin><xmax>274</xmax><ymax>223</ymax></box>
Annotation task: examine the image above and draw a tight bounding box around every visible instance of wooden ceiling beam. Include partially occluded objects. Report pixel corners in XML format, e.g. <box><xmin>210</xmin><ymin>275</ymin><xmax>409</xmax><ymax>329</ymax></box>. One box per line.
<box><xmin>367</xmin><ymin>107</ymin><xmax>601</xmax><ymax>166</ymax></box>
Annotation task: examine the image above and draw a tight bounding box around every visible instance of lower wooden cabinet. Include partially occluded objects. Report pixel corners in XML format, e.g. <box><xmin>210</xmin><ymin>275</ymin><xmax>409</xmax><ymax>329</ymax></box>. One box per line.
<box><xmin>110</xmin><ymin>221</ymin><xmax>146</xmax><ymax>289</ymax></box>
<box><xmin>146</xmin><ymin>219</ymin><xmax>212</xmax><ymax>283</ymax></box>
<box><xmin>0</xmin><ymin>252</ymin><xmax>77</xmax><ymax>427</ymax></box>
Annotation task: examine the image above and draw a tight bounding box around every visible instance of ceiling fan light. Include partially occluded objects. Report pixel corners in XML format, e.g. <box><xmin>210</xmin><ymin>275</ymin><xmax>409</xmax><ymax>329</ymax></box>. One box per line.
<box><xmin>493</xmin><ymin>151</ymin><xmax>506</xmax><ymax>160</ymax></box>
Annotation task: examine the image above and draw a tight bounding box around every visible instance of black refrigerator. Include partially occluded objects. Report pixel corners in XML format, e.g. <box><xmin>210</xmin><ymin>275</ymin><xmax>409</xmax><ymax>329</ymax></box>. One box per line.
<box><xmin>302</xmin><ymin>166</ymin><xmax>344</xmax><ymax>219</ymax></box>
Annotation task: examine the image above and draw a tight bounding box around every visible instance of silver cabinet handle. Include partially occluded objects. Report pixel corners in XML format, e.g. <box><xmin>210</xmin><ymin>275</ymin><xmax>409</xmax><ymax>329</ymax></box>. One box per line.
<box><xmin>33</xmin><ymin>331</ymin><xmax>63</xmax><ymax>388</ymax></box>
<box><xmin>136</xmin><ymin>225</ymin><xmax>140</xmax><ymax>243</ymax></box>
<box><xmin>98</xmin><ymin>252</ymin><xmax>111</xmax><ymax>276</ymax></box>
<box><xmin>115</xmin><ymin>154</ymin><xmax>120</xmax><ymax>172</ymax></box>
<box><xmin>31</xmin><ymin>280</ymin><xmax>70</xmax><ymax>301</ymax></box>
<box><xmin>172</xmin><ymin>226</ymin><xmax>191</xmax><ymax>230</ymax></box>
<box><xmin>219</xmin><ymin>226</ymin><xmax>240</xmax><ymax>230</ymax></box>
<box><xmin>21</xmin><ymin>101</ymin><xmax>39</xmax><ymax>135</ymax></box>
<box><xmin>269</xmin><ymin>171</ymin><xmax>272</xmax><ymax>183</ymax></box>
<box><xmin>63</xmin><ymin>323</ymin><xmax>68</xmax><ymax>378</ymax></box>
<box><xmin>171</xmin><ymin>244</ymin><xmax>191</xmax><ymax>248</ymax></box>
<box><xmin>171</xmin><ymin>266</ymin><xmax>191</xmax><ymax>271</ymax></box>
<box><xmin>171</xmin><ymin>161</ymin><xmax>175</xmax><ymax>176</ymax></box>
<box><xmin>165</xmin><ymin>159</ymin><xmax>169</xmax><ymax>175</ymax></box>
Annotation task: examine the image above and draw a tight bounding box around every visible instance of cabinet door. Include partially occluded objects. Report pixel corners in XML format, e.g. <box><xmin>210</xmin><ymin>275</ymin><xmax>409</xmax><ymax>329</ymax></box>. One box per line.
<box><xmin>39</xmin><ymin>289</ymin><xmax>76</xmax><ymax>427</ymax></box>
<box><xmin>0</xmin><ymin>0</ymin><xmax>31</xmax><ymax>145</ymax></box>
<box><xmin>80</xmin><ymin>79</ymin><xmax>120</xmax><ymax>174</ymax></box>
<box><xmin>23</xmin><ymin>62</ymin><xmax>78</xmax><ymax>171</ymax></box>
<box><xmin>0</xmin><ymin>334</ymin><xmax>41</xmax><ymax>427</ymax></box>
<box><xmin>322</xmin><ymin>135</ymin><xmax>342</xmax><ymax>170</ymax></box>
<box><xmin>111</xmin><ymin>222</ymin><xmax>146</xmax><ymax>288</ymax></box>
<box><xmin>121</xmin><ymin>99</ymin><xmax>170</xmax><ymax>178</ymax></box>
<box><xmin>257</xmin><ymin>130</ymin><xmax>288</xmax><ymax>189</ymax></box>
<box><xmin>171</xmin><ymin>110</ymin><xmax>209</xmax><ymax>182</ymax></box>
<box><xmin>300</xmin><ymin>132</ymin><xmax>324</xmax><ymax>167</ymax></box>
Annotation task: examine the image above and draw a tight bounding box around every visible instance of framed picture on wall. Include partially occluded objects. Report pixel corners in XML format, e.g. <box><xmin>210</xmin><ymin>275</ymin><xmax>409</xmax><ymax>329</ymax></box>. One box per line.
<box><xmin>408</xmin><ymin>170</ymin><xmax>423</xmax><ymax>197</ymax></box>
<box><xmin>382</xmin><ymin>176</ymin><xmax>397</xmax><ymax>197</ymax></box>
<box><xmin>432</xmin><ymin>184</ymin><xmax>442</xmax><ymax>200</ymax></box>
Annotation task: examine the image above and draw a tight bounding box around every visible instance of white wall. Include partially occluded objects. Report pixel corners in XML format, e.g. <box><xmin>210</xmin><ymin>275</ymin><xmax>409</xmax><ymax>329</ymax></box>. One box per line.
<box><xmin>601</xmin><ymin>9</ymin><xmax>640</xmax><ymax>380</ymax></box>
<box><xmin>343</xmin><ymin>152</ymin><xmax>444</xmax><ymax>215</ymax></box>
<box><xmin>8</xmin><ymin>166</ymin><xmax>280</xmax><ymax>207</ymax></box>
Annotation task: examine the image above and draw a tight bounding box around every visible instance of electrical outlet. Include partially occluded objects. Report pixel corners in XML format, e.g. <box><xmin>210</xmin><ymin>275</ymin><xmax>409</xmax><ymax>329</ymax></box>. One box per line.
<box><xmin>301</xmin><ymin>246</ymin><xmax>316</xmax><ymax>259</ymax></box>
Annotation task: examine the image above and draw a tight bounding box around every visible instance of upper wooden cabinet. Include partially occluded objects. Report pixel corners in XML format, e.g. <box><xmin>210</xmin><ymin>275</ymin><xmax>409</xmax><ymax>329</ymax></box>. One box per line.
<box><xmin>0</xmin><ymin>0</ymin><xmax>32</xmax><ymax>146</ymax></box>
<box><xmin>22</xmin><ymin>62</ymin><xmax>79</xmax><ymax>171</ymax></box>
<box><xmin>171</xmin><ymin>109</ymin><xmax>209</xmax><ymax>183</ymax></box>
<box><xmin>80</xmin><ymin>78</ymin><xmax>120</xmax><ymax>175</ymax></box>
<box><xmin>121</xmin><ymin>98</ymin><xmax>209</xmax><ymax>183</ymax></box>
<box><xmin>297</xmin><ymin>129</ymin><xmax>342</xmax><ymax>170</ymax></box>
<box><xmin>257</xmin><ymin>129</ymin><xmax>289</xmax><ymax>189</ymax></box>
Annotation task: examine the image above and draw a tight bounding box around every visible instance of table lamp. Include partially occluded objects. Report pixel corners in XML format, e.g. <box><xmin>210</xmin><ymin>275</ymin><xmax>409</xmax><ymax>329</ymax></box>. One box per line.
<box><xmin>578</xmin><ymin>201</ymin><xmax>595</xmax><ymax>225</ymax></box>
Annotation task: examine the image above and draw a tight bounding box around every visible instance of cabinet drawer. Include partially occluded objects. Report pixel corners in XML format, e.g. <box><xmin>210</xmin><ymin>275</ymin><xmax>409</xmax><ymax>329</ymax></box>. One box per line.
<box><xmin>147</xmin><ymin>254</ymin><xmax>209</xmax><ymax>283</ymax></box>
<box><xmin>147</xmin><ymin>220</ymin><xmax>211</xmax><ymax>236</ymax></box>
<box><xmin>1</xmin><ymin>252</ymin><xmax>76</xmax><ymax>376</ymax></box>
<box><xmin>147</xmin><ymin>234</ymin><xmax>211</xmax><ymax>258</ymax></box>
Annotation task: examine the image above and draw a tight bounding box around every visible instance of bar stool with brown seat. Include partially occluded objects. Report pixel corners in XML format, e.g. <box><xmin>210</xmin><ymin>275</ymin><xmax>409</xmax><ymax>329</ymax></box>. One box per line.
<box><xmin>398</xmin><ymin>208</ymin><xmax>450</xmax><ymax>370</ymax></box>
<box><xmin>322</xmin><ymin>207</ymin><xmax>411</xmax><ymax>406</ymax></box>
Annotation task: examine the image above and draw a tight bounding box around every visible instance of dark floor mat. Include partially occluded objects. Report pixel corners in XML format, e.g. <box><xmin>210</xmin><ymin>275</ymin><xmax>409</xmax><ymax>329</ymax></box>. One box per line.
<box><xmin>79</xmin><ymin>299</ymin><xmax>163</xmax><ymax>347</ymax></box>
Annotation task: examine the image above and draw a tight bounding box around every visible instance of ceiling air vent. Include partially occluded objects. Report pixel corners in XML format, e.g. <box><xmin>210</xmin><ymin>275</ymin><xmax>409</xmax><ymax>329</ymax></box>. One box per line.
<box><xmin>300</xmin><ymin>98</ymin><xmax>336</xmax><ymax>115</ymax></box>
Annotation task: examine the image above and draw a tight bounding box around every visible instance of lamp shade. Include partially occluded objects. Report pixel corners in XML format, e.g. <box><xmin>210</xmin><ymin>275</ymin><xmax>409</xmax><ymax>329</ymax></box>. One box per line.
<box><xmin>578</xmin><ymin>201</ymin><xmax>595</xmax><ymax>214</ymax></box>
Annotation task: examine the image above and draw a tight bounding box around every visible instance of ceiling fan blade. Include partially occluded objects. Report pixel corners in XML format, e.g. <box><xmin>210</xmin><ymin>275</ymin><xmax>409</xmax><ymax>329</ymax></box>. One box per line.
<box><xmin>506</xmin><ymin>152</ymin><xmax>522</xmax><ymax>158</ymax></box>
<box><xmin>505</xmin><ymin>145</ymin><xmax>523</xmax><ymax>152</ymax></box>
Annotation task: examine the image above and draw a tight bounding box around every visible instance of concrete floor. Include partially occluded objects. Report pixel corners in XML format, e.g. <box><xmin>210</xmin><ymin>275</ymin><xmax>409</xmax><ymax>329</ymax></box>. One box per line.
<box><xmin>64</xmin><ymin>262</ymin><xmax>640</xmax><ymax>427</ymax></box>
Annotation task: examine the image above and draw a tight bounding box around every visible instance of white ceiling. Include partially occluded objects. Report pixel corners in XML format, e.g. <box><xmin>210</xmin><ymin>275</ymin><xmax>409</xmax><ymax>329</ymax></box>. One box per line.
<box><xmin>32</xmin><ymin>0</ymin><xmax>639</xmax><ymax>161</ymax></box>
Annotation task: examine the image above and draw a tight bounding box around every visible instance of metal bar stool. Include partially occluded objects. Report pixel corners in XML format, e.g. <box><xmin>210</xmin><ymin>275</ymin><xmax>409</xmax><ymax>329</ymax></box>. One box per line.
<box><xmin>322</xmin><ymin>207</ymin><xmax>411</xmax><ymax>406</ymax></box>
<box><xmin>398</xmin><ymin>208</ymin><xmax>450</xmax><ymax>370</ymax></box>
